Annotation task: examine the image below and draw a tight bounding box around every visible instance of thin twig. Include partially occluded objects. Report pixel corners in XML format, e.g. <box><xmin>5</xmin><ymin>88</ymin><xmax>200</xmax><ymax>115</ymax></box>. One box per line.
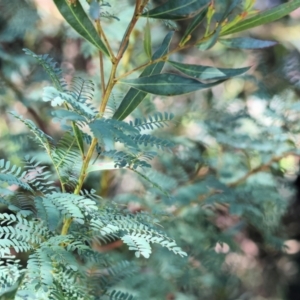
<box><xmin>99</xmin><ymin>0</ymin><xmax>147</xmax><ymax>112</ymax></box>
<box><xmin>96</xmin><ymin>19</ymin><xmax>116</xmax><ymax>62</ymax></box>
<box><xmin>62</xmin><ymin>2</ymin><xmax>148</xmax><ymax>236</ymax></box>
<box><xmin>96</xmin><ymin>20</ymin><xmax>106</xmax><ymax>97</ymax></box>
<box><xmin>117</xmin><ymin>0</ymin><xmax>146</xmax><ymax>60</ymax></box>
<box><xmin>99</xmin><ymin>52</ymin><xmax>105</xmax><ymax>96</ymax></box>
<box><xmin>90</xmin><ymin>0</ymin><xmax>147</xmax><ymax>161</ymax></box>
<box><xmin>227</xmin><ymin>154</ymin><xmax>291</xmax><ymax>188</ymax></box>
<box><xmin>173</xmin><ymin>152</ymin><xmax>299</xmax><ymax>217</ymax></box>
<box><xmin>115</xmin><ymin>39</ymin><xmax>204</xmax><ymax>81</ymax></box>
<box><xmin>114</xmin><ymin>27</ymin><xmax>220</xmax><ymax>81</ymax></box>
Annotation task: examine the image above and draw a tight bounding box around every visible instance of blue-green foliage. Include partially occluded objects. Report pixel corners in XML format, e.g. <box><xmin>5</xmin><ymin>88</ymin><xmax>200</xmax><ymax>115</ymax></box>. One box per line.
<box><xmin>0</xmin><ymin>159</ymin><xmax>32</xmax><ymax>192</ymax></box>
<box><xmin>0</xmin><ymin>51</ymin><xmax>186</xmax><ymax>299</ymax></box>
<box><xmin>0</xmin><ymin>160</ymin><xmax>186</xmax><ymax>298</ymax></box>
<box><xmin>31</xmin><ymin>51</ymin><xmax>175</xmax><ymax>174</ymax></box>
<box><xmin>2</xmin><ymin>0</ymin><xmax>300</xmax><ymax>298</ymax></box>
<box><xmin>103</xmin><ymin>150</ymin><xmax>156</xmax><ymax>169</ymax></box>
<box><xmin>129</xmin><ymin>112</ymin><xmax>174</xmax><ymax>131</ymax></box>
<box><xmin>23</xmin><ymin>49</ymin><xmax>67</xmax><ymax>92</ymax></box>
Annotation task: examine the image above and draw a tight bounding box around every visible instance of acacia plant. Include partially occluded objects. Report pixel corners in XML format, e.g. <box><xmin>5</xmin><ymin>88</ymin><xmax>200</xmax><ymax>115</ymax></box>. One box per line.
<box><xmin>1</xmin><ymin>0</ymin><xmax>300</xmax><ymax>299</ymax></box>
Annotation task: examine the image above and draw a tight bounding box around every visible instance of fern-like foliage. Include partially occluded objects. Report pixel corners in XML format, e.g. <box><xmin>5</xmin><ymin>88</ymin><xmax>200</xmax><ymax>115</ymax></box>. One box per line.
<box><xmin>0</xmin><ymin>212</ymin><xmax>49</xmax><ymax>255</ymax></box>
<box><xmin>52</xmin><ymin>109</ymin><xmax>88</xmax><ymax>128</ymax></box>
<box><xmin>89</xmin><ymin>119</ymin><xmax>174</xmax><ymax>169</ymax></box>
<box><xmin>0</xmin><ymin>254</ymin><xmax>23</xmax><ymax>294</ymax></box>
<box><xmin>23</xmin><ymin>50</ymin><xmax>175</xmax><ymax>172</ymax></box>
<box><xmin>89</xmin><ymin>208</ymin><xmax>187</xmax><ymax>258</ymax></box>
<box><xmin>11</xmin><ymin>112</ymin><xmax>82</xmax><ymax>191</ymax></box>
<box><xmin>102</xmin><ymin>150</ymin><xmax>156</xmax><ymax>169</ymax></box>
<box><xmin>44</xmin><ymin>88</ymin><xmax>97</xmax><ymax>121</ymax></box>
<box><xmin>23</xmin><ymin>48</ymin><xmax>67</xmax><ymax>92</ymax></box>
<box><xmin>86</xmin><ymin>260</ymin><xmax>138</xmax><ymax>298</ymax></box>
<box><xmin>25</xmin><ymin>48</ymin><xmax>97</xmax><ymax>122</ymax></box>
<box><xmin>129</xmin><ymin>112</ymin><xmax>174</xmax><ymax>131</ymax></box>
<box><xmin>23</xmin><ymin>155</ymin><xmax>55</xmax><ymax>194</ymax></box>
<box><xmin>69</xmin><ymin>77</ymin><xmax>98</xmax><ymax>116</ymax></box>
<box><xmin>1</xmin><ymin>49</ymin><xmax>187</xmax><ymax>299</ymax></box>
<box><xmin>10</xmin><ymin>113</ymin><xmax>55</xmax><ymax>159</ymax></box>
<box><xmin>52</xmin><ymin>132</ymin><xmax>81</xmax><ymax>182</ymax></box>
<box><xmin>2</xmin><ymin>0</ymin><xmax>299</xmax><ymax>297</ymax></box>
<box><xmin>130</xmin><ymin>134</ymin><xmax>175</xmax><ymax>150</ymax></box>
<box><xmin>105</xmin><ymin>290</ymin><xmax>136</xmax><ymax>300</ymax></box>
<box><xmin>0</xmin><ymin>160</ymin><xmax>187</xmax><ymax>298</ymax></box>
<box><xmin>0</xmin><ymin>157</ymin><xmax>56</xmax><ymax>214</ymax></box>
<box><xmin>0</xmin><ymin>158</ymin><xmax>32</xmax><ymax>191</ymax></box>
<box><xmin>89</xmin><ymin>118</ymin><xmax>139</xmax><ymax>150</ymax></box>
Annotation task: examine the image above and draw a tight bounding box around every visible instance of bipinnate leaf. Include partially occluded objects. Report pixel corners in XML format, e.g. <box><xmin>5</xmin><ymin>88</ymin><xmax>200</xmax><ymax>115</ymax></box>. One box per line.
<box><xmin>119</xmin><ymin>73</ymin><xmax>224</xmax><ymax>96</ymax></box>
<box><xmin>89</xmin><ymin>119</ymin><xmax>138</xmax><ymax>150</ymax></box>
<box><xmin>220</xmin><ymin>37</ymin><xmax>277</xmax><ymax>49</ymax></box>
<box><xmin>221</xmin><ymin>0</ymin><xmax>300</xmax><ymax>36</ymax></box>
<box><xmin>23</xmin><ymin>49</ymin><xmax>67</xmax><ymax>92</ymax></box>
<box><xmin>168</xmin><ymin>61</ymin><xmax>250</xmax><ymax>80</ymax></box>
<box><xmin>141</xmin><ymin>0</ymin><xmax>210</xmax><ymax>20</ymax></box>
<box><xmin>53</xmin><ymin>0</ymin><xmax>109</xmax><ymax>56</ymax></box>
<box><xmin>113</xmin><ymin>31</ymin><xmax>174</xmax><ymax>120</ymax></box>
<box><xmin>121</xmin><ymin>234</ymin><xmax>152</xmax><ymax>258</ymax></box>
<box><xmin>144</xmin><ymin>19</ymin><xmax>152</xmax><ymax>59</ymax></box>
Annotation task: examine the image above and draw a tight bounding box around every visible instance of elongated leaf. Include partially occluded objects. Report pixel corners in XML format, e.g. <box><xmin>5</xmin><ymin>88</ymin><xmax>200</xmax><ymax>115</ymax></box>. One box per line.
<box><xmin>220</xmin><ymin>37</ymin><xmax>277</xmax><ymax>49</ymax></box>
<box><xmin>113</xmin><ymin>32</ymin><xmax>174</xmax><ymax>120</ymax></box>
<box><xmin>168</xmin><ymin>61</ymin><xmax>250</xmax><ymax>80</ymax></box>
<box><xmin>221</xmin><ymin>0</ymin><xmax>300</xmax><ymax>36</ymax></box>
<box><xmin>141</xmin><ymin>0</ymin><xmax>209</xmax><ymax>20</ymax></box>
<box><xmin>197</xmin><ymin>27</ymin><xmax>221</xmax><ymax>50</ymax></box>
<box><xmin>53</xmin><ymin>0</ymin><xmax>109</xmax><ymax>56</ymax></box>
<box><xmin>220</xmin><ymin>0</ymin><xmax>243</xmax><ymax>21</ymax></box>
<box><xmin>144</xmin><ymin>19</ymin><xmax>152</xmax><ymax>59</ymax></box>
<box><xmin>119</xmin><ymin>73</ymin><xmax>224</xmax><ymax>96</ymax></box>
<box><xmin>180</xmin><ymin>5</ymin><xmax>209</xmax><ymax>45</ymax></box>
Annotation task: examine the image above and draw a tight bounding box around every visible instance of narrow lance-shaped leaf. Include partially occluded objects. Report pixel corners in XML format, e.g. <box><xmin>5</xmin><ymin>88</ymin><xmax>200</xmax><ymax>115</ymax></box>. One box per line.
<box><xmin>53</xmin><ymin>0</ymin><xmax>109</xmax><ymax>56</ymax></box>
<box><xmin>119</xmin><ymin>73</ymin><xmax>224</xmax><ymax>96</ymax></box>
<box><xmin>197</xmin><ymin>26</ymin><xmax>221</xmax><ymax>51</ymax></box>
<box><xmin>141</xmin><ymin>0</ymin><xmax>210</xmax><ymax>20</ymax></box>
<box><xmin>168</xmin><ymin>61</ymin><xmax>250</xmax><ymax>80</ymax></box>
<box><xmin>113</xmin><ymin>31</ymin><xmax>174</xmax><ymax>120</ymax></box>
<box><xmin>144</xmin><ymin>19</ymin><xmax>152</xmax><ymax>59</ymax></box>
<box><xmin>220</xmin><ymin>37</ymin><xmax>277</xmax><ymax>49</ymax></box>
<box><xmin>180</xmin><ymin>5</ymin><xmax>209</xmax><ymax>45</ymax></box>
<box><xmin>219</xmin><ymin>0</ymin><xmax>243</xmax><ymax>22</ymax></box>
<box><xmin>221</xmin><ymin>0</ymin><xmax>300</xmax><ymax>36</ymax></box>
